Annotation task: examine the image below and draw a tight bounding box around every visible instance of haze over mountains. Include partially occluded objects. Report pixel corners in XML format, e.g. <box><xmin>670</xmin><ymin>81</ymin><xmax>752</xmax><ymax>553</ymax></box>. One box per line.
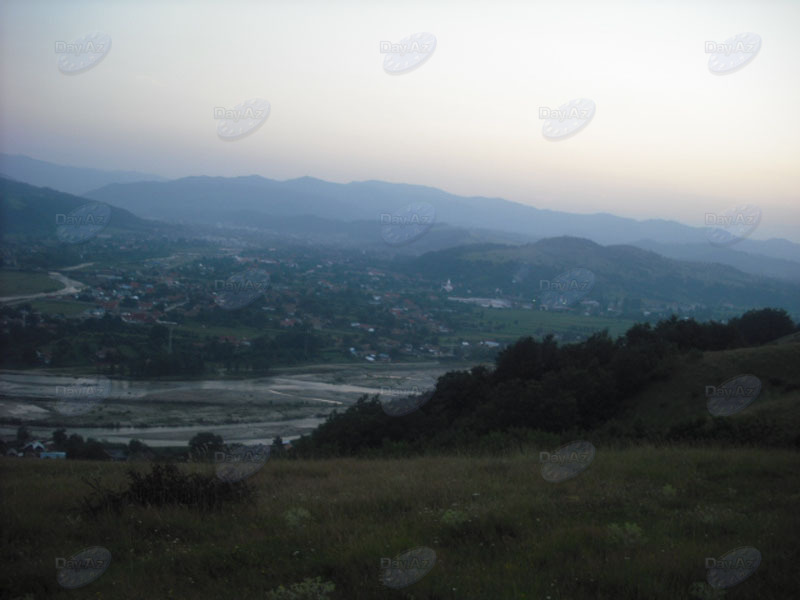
<box><xmin>0</xmin><ymin>154</ymin><xmax>166</xmax><ymax>196</ymax></box>
<box><xmin>2</xmin><ymin>154</ymin><xmax>799</xmax><ymax>282</ymax></box>
<box><xmin>2</xmin><ymin>176</ymin><xmax>800</xmax><ymax>317</ymax></box>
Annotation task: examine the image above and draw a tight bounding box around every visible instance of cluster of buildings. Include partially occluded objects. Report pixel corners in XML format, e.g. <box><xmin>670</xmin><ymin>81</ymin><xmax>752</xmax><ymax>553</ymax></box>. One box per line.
<box><xmin>7</xmin><ymin>248</ymin><xmax>517</xmax><ymax>362</ymax></box>
<box><xmin>4</xmin><ymin>439</ymin><xmax>66</xmax><ymax>459</ymax></box>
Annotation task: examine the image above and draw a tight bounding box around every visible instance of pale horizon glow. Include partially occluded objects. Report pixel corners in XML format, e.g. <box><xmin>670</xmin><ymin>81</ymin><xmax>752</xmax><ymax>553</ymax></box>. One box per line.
<box><xmin>1</xmin><ymin>0</ymin><xmax>798</xmax><ymax>241</ymax></box>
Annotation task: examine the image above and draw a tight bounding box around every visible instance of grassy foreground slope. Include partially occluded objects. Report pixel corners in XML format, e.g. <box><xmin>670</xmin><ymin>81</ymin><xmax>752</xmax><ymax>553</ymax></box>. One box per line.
<box><xmin>2</xmin><ymin>446</ymin><xmax>798</xmax><ymax>599</ymax></box>
<box><xmin>599</xmin><ymin>336</ymin><xmax>800</xmax><ymax>441</ymax></box>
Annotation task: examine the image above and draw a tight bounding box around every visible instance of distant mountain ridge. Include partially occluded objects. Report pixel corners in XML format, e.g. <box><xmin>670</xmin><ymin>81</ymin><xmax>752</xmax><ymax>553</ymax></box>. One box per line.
<box><xmin>2</xmin><ymin>155</ymin><xmax>797</xmax><ymax>280</ymax></box>
<box><xmin>83</xmin><ymin>173</ymin><xmax>800</xmax><ymax>279</ymax></box>
<box><xmin>214</xmin><ymin>211</ymin><xmax>536</xmax><ymax>255</ymax></box>
<box><xmin>81</xmin><ymin>174</ymin><xmax>784</xmax><ymax>245</ymax></box>
<box><xmin>0</xmin><ymin>154</ymin><xmax>166</xmax><ymax>196</ymax></box>
<box><xmin>630</xmin><ymin>239</ymin><xmax>800</xmax><ymax>283</ymax></box>
<box><xmin>3</xmin><ymin>177</ymin><xmax>799</xmax><ymax>317</ymax></box>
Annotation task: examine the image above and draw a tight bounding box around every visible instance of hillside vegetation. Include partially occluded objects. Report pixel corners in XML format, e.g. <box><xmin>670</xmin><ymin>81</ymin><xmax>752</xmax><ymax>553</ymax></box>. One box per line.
<box><xmin>293</xmin><ymin>309</ymin><xmax>800</xmax><ymax>457</ymax></box>
<box><xmin>405</xmin><ymin>238</ymin><xmax>800</xmax><ymax>316</ymax></box>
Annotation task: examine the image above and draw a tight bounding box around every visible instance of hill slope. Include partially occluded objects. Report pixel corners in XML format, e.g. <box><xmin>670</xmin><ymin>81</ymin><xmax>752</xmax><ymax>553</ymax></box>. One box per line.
<box><xmin>0</xmin><ymin>177</ymin><xmax>157</xmax><ymax>241</ymax></box>
<box><xmin>601</xmin><ymin>338</ymin><xmax>800</xmax><ymax>443</ymax></box>
<box><xmin>292</xmin><ymin>311</ymin><xmax>799</xmax><ymax>457</ymax></box>
<box><xmin>631</xmin><ymin>239</ymin><xmax>800</xmax><ymax>283</ymax></box>
<box><xmin>407</xmin><ymin>237</ymin><xmax>800</xmax><ymax>315</ymax></box>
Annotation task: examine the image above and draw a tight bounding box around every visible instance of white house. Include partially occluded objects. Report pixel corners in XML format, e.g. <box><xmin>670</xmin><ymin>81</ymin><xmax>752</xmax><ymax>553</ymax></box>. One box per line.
<box><xmin>22</xmin><ymin>441</ymin><xmax>46</xmax><ymax>452</ymax></box>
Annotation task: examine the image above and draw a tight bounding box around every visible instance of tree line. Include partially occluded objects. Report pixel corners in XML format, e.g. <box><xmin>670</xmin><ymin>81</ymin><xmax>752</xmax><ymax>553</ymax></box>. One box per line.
<box><xmin>291</xmin><ymin>308</ymin><xmax>798</xmax><ymax>457</ymax></box>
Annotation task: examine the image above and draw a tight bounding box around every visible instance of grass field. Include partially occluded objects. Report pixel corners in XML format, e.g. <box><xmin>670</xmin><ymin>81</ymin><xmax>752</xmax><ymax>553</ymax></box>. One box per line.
<box><xmin>446</xmin><ymin>308</ymin><xmax>636</xmax><ymax>342</ymax></box>
<box><xmin>173</xmin><ymin>311</ymin><xmax>632</xmax><ymax>350</ymax></box>
<box><xmin>2</xmin><ymin>445</ymin><xmax>797</xmax><ymax>599</ymax></box>
<box><xmin>175</xmin><ymin>321</ymin><xmax>372</xmax><ymax>341</ymax></box>
<box><xmin>174</xmin><ymin>321</ymin><xmax>268</xmax><ymax>339</ymax></box>
<box><xmin>0</xmin><ymin>271</ymin><xmax>62</xmax><ymax>297</ymax></box>
<box><xmin>28</xmin><ymin>299</ymin><xmax>90</xmax><ymax>316</ymax></box>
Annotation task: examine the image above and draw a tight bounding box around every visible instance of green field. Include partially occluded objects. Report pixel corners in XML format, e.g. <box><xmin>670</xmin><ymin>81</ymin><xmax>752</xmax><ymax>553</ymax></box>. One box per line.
<box><xmin>0</xmin><ymin>270</ymin><xmax>62</xmax><ymax>297</ymax></box>
<box><xmin>28</xmin><ymin>299</ymin><xmax>90</xmax><ymax>316</ymax></box>
<box><xmin>174</xmin><ymin>321</ymin><xmax>267</xmax><ymax>339</ymax></box>
<box><xmin>2</xmin><ymin>445</ymin><xmax>797</xmax><ymax>599</ymax></box>
<box><xmin>447</xmin><ymin>308</ymin><xmax>636</xmax><ymax>342</ymax></box>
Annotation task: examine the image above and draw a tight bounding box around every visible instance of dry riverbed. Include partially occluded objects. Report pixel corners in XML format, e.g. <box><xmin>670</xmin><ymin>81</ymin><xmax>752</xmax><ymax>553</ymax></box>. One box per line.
<box><xmin>0</xmin><ymin>363</ymin><xmax>450</xmax><ymax>446</ymax></box>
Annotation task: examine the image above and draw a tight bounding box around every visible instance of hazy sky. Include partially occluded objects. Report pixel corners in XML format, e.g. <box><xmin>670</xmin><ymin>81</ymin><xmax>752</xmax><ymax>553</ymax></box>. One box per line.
<box><xmin>1</xmin><ymin>0</ymin><xmax>798</xmax><ymax>241</ymax></box>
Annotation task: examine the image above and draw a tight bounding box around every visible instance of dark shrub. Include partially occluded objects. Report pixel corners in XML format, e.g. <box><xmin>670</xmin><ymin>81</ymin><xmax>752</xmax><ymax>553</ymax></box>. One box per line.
<box><xmin>80</xmin><ymin>463</ymin><xmax>255</xmax><ymax>517</ymax></box>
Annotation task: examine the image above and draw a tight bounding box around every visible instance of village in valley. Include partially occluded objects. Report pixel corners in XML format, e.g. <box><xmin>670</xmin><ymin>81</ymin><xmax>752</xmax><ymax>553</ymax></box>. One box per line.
<box><xmin>1</xmin><ymin>233</ymin><xmax>707</xmax><ymax>375</ymax></box>
<box><xmin>1</xmin><ymin>232</ymin><xmax>730</xmax><ymax>464</ymax></box>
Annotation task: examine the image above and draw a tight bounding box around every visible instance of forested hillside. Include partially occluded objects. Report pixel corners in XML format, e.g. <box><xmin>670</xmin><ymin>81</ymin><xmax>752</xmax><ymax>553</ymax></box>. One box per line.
<box><xmin>293</xmin><ymin>309</ymin><xmax>800</xmax><ymax>456</ymax></box>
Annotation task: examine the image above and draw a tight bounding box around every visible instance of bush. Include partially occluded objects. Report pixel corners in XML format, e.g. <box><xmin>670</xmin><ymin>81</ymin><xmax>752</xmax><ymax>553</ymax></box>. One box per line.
<box><xmin>188</xmin><ymin>432</ymin><xmax>225</xmax><ymax>461</ymax></box>
<box><xmin>80</xmin><ymin>463</ymin><xmax>254</xmax><ymax>517</ymax></box>
<box><xmin>606</xmin><ymin>522</ymin><xmax>646</xmax><ymax>547</ymax></box>
<box><xmin>441</xmin><ymin>508</ymin><xmax>470</xmax><ymax>528</ymax></box>
<box><xmin>283</xmin><ymin>507</ymin><xmax>312</xmax><ymax>529</ymax></box>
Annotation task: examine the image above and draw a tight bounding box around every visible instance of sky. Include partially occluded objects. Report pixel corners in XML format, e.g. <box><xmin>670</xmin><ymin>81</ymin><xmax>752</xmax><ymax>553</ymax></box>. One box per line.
<box><xmin>1</xmin><ymin>0</ymin><xmax>798</xmax><ymax>241</ymax></box>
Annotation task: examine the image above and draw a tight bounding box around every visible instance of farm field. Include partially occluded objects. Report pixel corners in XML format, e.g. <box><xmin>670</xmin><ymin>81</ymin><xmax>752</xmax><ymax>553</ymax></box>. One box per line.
<box><xmin>28</xmin><ymin>299</ymin><xmax>89</xmax><ymax>316</ymax></box>
<box><xmin>445</xmin><ymin>308</ymin><xmax>636</xmax><ymax>342</ymax></box>
<box><xmin>0</xmin><ymin>270</ymin><xmax>63</xmax><ymax>297</ymax></box>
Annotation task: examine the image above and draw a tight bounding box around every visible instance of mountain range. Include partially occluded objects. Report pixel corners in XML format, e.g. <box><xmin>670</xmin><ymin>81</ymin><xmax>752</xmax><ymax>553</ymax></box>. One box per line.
<box><xmin>84</xmin><ymin>174</ymin><xmax>800</xmax><ymax>281</ymax></box>
<box><xmin>1</xmin><ymin>176</ymin><xmax>799</xmax><ymax>317</ymax></box>
<box><xmin>0</xmin><ymin>153</ymin><xmax>166</xmax><ymax>196</ymax></box>
<box><xmin>2</xmin><ymin>154</ymin><xmax>799</xmax><ymax>282</ymax></box>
